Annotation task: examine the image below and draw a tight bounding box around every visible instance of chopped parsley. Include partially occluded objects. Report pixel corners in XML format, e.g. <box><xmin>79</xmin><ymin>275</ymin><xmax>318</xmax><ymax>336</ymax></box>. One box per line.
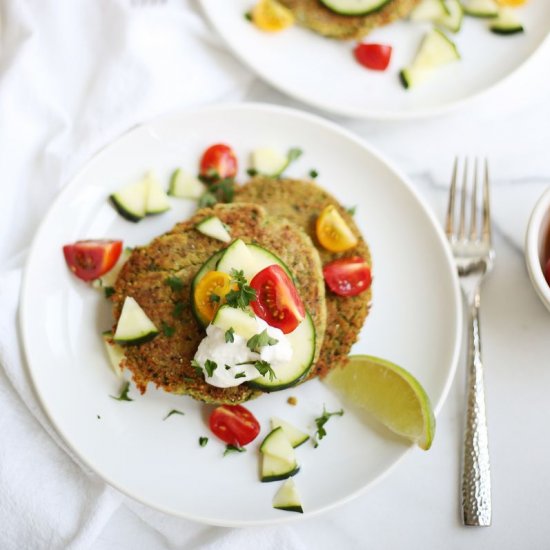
<box><xmin>209</xmin><ymin>293</ymin><xmax>221</xmax><ymax>304</ymax></box>
<box><xmin>225</xmin><ymin>269</ymin><xmax>257</xmax><ymax>310</ymax></box>
<box><xmin>224</xmin><ymin>444</ymin><xmax>246</xmax><ymax>456</ymax></box>
<box><xmin>246</xmin><ymin>167</ymin><xmax>258</xmax><ymax>177</ymax></box>
<box><xmin>244</xmin><ymin>11</ymin><xmax>252</xmax><ymax>22</ymax></box>
<box><xmin>199</xmin><ymin>436</ymin><xmax>209</xmax><ymax>447</ymax></box>
<box><xmin>309</xmin><ymin>169</ymin><xmax>319</xmax><ymax>179</ymax></box>
<box><xmin>104</xmin><ymin>286</ymin><xmax>115</xmax><ymax>298</ymax></box>
<box><xmin>236</xmin><ymin>359</ymin><xmax>277</xmax><ymax>381</ymax></box>
<box><xmin>172</xmin><ymin>301</ymin><xmax>185</xmax><ymax>318</ymax></box>
<box><xmin>204</xmin><ymin>359</ymin><xmax>218</xmax><ymax>377</ymax></box>
<box><xmin>225</xmin><ymin>364</ymin><xmax>232</xmax><ymax>370</ymax></box>
<box><xmin>110</xmin><ymin>381</ymin><xmax>133</xmax><ymax>402</ymax></box>
<box><xmin>161</xmin><ymin>321</ymin><xmax>175</xmax><ymax>337</ymax></box>
<box><xmin>247</xmin><ymin>329</ymin><xmax>278</xmax><ymax>353</ymax></box>
<box><xmin>234</xmin><ymin>372</ymin><xmax>246</xmax><ymax>379</ymax></box>
<box><xmin>163</xmin><ymin>409</ymin><xmax>185</xmax><ymax>420</ymax></box>
<box><xmin>253</xmin><ymin>360</ymin><xmax>276</xmax><ymax>381</ymax></box>
<box><xmin>346</xmin><ymin>205</ymin><xmax>357</xmax><ymax>216</ymax></box>
<box><xmin>198</xmin><ymin>177</ymin><xmax>235</xmax><ymax>207</ymax></box>
<box><xmin>191</xmin><ymin>359</ymin><xmax>204</xmax><ymax>378</ymax></box>
<box><xmin>225</xmin><ymin>327</ymin><xmax>235</xmax><ymax>343</ymax></box>
<box><xmin>313</xmin><ymin>406</ymin><xmax>344</xmax><ymax>447</ymax></box>
<box><xmin>165</xmin><ymin>276</ymin><xmax>184</xmax><ymax>291</ymax></box>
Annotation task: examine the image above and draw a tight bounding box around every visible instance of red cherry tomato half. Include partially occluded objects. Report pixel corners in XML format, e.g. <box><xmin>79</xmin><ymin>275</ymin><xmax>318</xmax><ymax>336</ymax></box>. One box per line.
<box><xmin>250</xmin><ymin>265</ymin><xmax>306</xmax><ymax>334</ymax></box>
<box><xmin>323</xmin><ymin>257</ymin><xmax>372</xmax><ymax>297</ymax></box>
<box><xmin>199</xmin><ymin>143</ymin><xmax>238</xmax><ymax>182</ymax></box>
<box><xmin>209</xmin><ymin>404</ymin><xmax>261</xmax><ymax>446</ymax></box>
<box><xmin>353</xmin><ymin>43</ymin><xmax>392</xmax><ymax>71</ymax></box>
<box><xmin>545</xmin><ymin>258</ymin><xmax>550</xmax><ymax>286</ymax></box>
<box><xmin>62</xmin><ymin>240</ymin><xmax>123</xmax><ymax>282</ymax></box>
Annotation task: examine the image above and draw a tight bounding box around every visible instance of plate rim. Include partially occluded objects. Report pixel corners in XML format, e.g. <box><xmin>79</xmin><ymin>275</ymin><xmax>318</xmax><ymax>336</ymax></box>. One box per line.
<box><xmin>19</xmin><ymin>102</ymin><xmax>463</xmax><ymax>526</ymax></box>
<box><xmin>199</xmin><ymin>0</ymin><xmax>550</xmax><ymax>121</ymax></box>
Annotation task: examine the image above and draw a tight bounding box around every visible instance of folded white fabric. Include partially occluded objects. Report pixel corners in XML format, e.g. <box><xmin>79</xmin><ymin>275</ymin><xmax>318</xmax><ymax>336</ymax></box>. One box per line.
<box><xmin>0</xmin><ymin>1</ymin><xmax>253</xmax><ymax>548</ymax></box>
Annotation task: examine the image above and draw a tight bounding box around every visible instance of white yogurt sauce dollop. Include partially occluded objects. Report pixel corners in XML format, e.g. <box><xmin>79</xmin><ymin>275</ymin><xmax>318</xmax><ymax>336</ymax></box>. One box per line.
<box><xmin>193</xmin><ymin>316</ymin><xmax>292</xmax><ymax>388</ymax></box>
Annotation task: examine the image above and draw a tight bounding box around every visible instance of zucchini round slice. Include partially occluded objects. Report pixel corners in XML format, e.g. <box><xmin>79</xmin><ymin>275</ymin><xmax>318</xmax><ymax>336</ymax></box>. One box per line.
<box><xmin>247</xmin><ymin>313</ymin><xmax>315</xmax><ymax>392</ymax></box>
<box><xmin>319</xmin><ymin>0</ymin><xmax>393</xmax><ymax>16</ymax></box>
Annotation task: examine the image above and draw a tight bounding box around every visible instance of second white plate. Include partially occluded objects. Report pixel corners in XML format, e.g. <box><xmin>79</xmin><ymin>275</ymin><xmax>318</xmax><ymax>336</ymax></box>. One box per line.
<box><xmin>200</xmin><ymin>0</ymin><xmax>550</xmax><ymax>119</ymax></box>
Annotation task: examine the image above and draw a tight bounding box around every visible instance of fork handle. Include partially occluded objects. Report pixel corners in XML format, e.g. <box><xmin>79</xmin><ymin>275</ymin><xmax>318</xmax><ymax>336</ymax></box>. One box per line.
<box><xmin>461</xmin><ymin>289</ymin><xmax>491</xmax><ymax>526</ymax></box>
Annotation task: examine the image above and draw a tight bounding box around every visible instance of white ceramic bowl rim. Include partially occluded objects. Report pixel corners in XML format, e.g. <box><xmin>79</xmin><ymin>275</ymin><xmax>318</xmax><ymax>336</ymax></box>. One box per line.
<box><xmin>525</xmin><ymin>186</ymin><xmax>550</xmax><ymax>309</ymax></box>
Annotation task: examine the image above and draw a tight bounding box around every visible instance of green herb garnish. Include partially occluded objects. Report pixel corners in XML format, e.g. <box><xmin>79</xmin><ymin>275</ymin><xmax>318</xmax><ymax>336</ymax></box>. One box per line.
<box><xmin>225</xmin><ymin>327</ymin><xmax>235</xmax><ymax>343</ymax></box>
<box><xmin>224</xmin><ymin>444</ymin><xmax>246</xmax><ymax>456</ymax></box>
<box><xmin>198</xmin><ymin>177</ymin><xmax>235</xmax><ymax>207</ymax></box>
<box><xmin>225</xmin><ymin>364</ymin><xmax>232</xmax><ymax>370</ymax></box>
<box><xmin>165</xmin><ymin>276</ymin><xmax>184</xmax><ymax>291</ymax></box>
<box><xmin>199</xmin><ymin>436</ymin><xmax>209</xmax><ymax>447</ymax></box>
<box><xmin>246</xmin><ymin>167</ymin><xmax>258</xmax><ymax>177</ymax></box>
<box><xmin>225</xmin><ymin>269</ymin><xmax>257</xmax><ymax>310</ymax></box>
<box><xmin>209</xmin><ymin>293</ymin><xmax>221</xmax><ymax>304</ymax></box>
<box><xmin>234</xmin><ymin>372</ymin><xmax>246</xmax><ymax>379</ymax></box>
<box><xmin>204</xmin><ymin>359</ymin><xmax>218</xmax><ymax>377</ymax></box>
<box><xmin>313</xmin><ymin>406</ymin><xmax>344</xmax><ymax>447</ymax></box>
<box><xmin>104</xmin><ymin>286</ymin><xmax>115</xmax><ymax>298</ymax></box>
<box><xmin>244</xmin><ymin>11</ymin><xmax>252</xmax><ymax>22</ymax></box>
<box><xmin>198</xmin><ymin>191</ymin><xmax>217</xmax><ymax>208</ymax></box>
<box><xmin>191</xmin><ymin>359</ymin><xmax>204</xmax><ymax>378</ymax></box>
<box><xmin>346</xmin><ymin>205</ymin><xmax>357</xmax><ymax>216</ymax></box>
<box><xmin>172</xmin><ymin>301</ymin><xmax>185</xmax><ymax>318</ymax></box>
<box><xmin>110</xmin><ymin>381</ymin><xmax>133</xmax><ymax>402</ymax></box>
<box><xmin>236</xmin><ymin>360</ymin><xmax>277</xmax><ymax>381</ymax></box>
<box><xmin>161</xmin><ymin>321</ymin><xmax>175</xmax><ymax>337</ymax></box>
<box><xmin>246</xmin><ymin>329</ymin><xmax>278</xmax><ymax>353</ymax></box>
<box><xmin>163</xmin><ymin>409</ymin><xmax>185</xmax><ymax>420</ymax></box>
<box><xmin>309</xmin><ymin>169</ymin><xmax>318</xmax><ymax>179</ymax></box>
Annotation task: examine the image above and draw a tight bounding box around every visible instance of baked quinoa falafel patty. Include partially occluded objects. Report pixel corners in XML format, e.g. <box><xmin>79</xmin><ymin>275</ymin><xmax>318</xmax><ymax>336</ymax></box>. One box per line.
<box><xmin>235</xmin><ymin>177</ymin><xmax>371</xmax><ymax>378</ymax></box>
<box><xmin>112</xmin><ymin>203</ymin><xmax>326</xmax><ymax>404</ymax></box>
<box><xmin>278</xmin><ymin>0</ymin><xmax>420</xmax><ymax>40</ymax></box>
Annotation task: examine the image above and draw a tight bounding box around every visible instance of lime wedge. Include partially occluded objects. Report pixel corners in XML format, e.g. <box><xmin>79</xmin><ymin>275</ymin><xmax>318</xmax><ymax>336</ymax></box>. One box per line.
<box><xmin>324</xmin><ymin>355</ymin><xmax>436</xmax><ymax>450</ymax></box>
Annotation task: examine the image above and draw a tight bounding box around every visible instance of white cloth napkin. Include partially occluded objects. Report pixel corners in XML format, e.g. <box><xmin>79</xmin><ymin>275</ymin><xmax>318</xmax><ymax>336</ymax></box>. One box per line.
<box><xmin>0</xmin><ymin>1</ymin><xmax>261</xmax><ymax>548</ymax></box>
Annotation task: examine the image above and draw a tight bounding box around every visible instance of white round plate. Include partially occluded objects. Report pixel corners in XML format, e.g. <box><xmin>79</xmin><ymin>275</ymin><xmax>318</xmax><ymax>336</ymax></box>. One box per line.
<box><xmin>21</xmin><ymin>104</ymin><xmax>461</xmax><ymax>525</ymax></box>
<box><xmin>200</xmin><ymin>0</ymin><xmax>550</xmax><ymax>119</ymax></box>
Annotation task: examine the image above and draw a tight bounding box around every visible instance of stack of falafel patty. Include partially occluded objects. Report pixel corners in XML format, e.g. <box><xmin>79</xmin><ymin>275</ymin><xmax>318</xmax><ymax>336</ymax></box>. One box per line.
<box><xmin>112</xmin><ymin>178</ymin><xmax>371</xmax><ymax>404</ymax></box>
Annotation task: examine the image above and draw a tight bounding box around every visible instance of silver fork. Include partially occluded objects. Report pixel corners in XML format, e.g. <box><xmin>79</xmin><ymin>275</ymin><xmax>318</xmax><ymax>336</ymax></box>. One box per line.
<box><xmin>445</xmin><ymin>158</ymin><xmax>494</xmax><ymax>527</ymax></box>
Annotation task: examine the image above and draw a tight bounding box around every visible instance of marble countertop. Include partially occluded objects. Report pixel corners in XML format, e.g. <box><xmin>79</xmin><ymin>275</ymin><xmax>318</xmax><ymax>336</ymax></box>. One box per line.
<box><xmin>92</xmin><ymin>34</ymin><xmax>550</xmax><ymax>550</ymax></box>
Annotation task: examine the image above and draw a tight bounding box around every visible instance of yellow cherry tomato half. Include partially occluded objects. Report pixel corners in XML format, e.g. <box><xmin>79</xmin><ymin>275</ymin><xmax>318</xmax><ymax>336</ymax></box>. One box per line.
<box><xmin>316</xmin><ymin>205</ymin><xmax>358</xmax><ymax>252</ymax></box>
<box><xmin>496</xmin><ymin>0</ymin><xmax>526</xmax><ymax>5</ymax></box>
<box><xmin>251</xmin><ymin>0</ymin><xmax>295</xmax><ymax>32</ymax></box>
<box><xmin>193</xmin><ymin>271</ymin><xmax>234</xmax><ymax>325</ymax></box>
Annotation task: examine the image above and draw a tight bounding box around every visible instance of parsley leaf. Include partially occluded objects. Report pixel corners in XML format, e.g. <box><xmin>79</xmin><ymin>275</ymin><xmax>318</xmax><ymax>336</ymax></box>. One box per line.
<box><xmin>253</xmin><ymin>360</ymin><xmax>277</xmax><ymax>381</ymax></box>
<box><xmin>225</xmin><ymin>269</ymin><xmax>256</xmax><ymax>310</ymax></box>
<box><xmin>247</xmin><ymin>329</ymin><xmax>278</xmax><ymax>353</ymax></box>
<box><xmin>246</xmin><ymin>167</ymin><xmax>258</xmax><ymax>177</ymax></box>
<box><xmin>104</xmin><ymin>286</ymin><xmax>115</xmax><ymax>298</ymax></box>
<box><xmin>209</xmin><ymin>293</ymin><xmax>221</xmax><ymax>304</ymax></box>
<box><xmin>225</xmin><ymin>327</ymin><xmax>235</xmax><ymax>343</ymax></box>
<box><xmin>198</xmin><ymin>177</ymin><xmax>235</xmax><ymax>207</ymax></box>
<box><xmin>313</xmin><ymin>406</ymin><xmax>344</xmax><ymax>447</ymax></box>
<box><xmin>234</xmin><ymin>372</ymin><xmax>246</xmax><ymax>379</ymax></box>
<box><xmin>224</xmin><ymin>444</ymin><xmax>246</xmax><ymax>456</ymax></box>
<box><xmin>163</xmin><ymin>409</ymin><xmax>185</xmax><ymax>420</ymax></box>
<box><xmin>244</xmin><ymin>11</ymin><xmax>252</xmax><ymax>22</ymax></box>
<box><xmin>204</xmin><ymin>359</ymin><xmax>218</xmax><ymax>377</ymax></box>
<box><xmin>198</xmin><ymin>191</ymin><xmax>217</xmax><ymax>208</ymax></box>
<box><xmin>161</xmin><ymin>321</ymin><xmax>175</xmax><ymax>337</ymax></box>
<box><xmin>190</xmin><ymin>359</ymin><xmax>204</xmax><ymax>378</ymax></box>
<box><xmin>346</xmin><ymin>205</ymin><xmax>357</xmax><ymax>216</ymax></box>
<box><xmin>165</xmin><ymin>276</ymin><xmax>184</xmax><ymax>291</ymax></box>
<box><xmin>309</xmin><ymin>169</ymin><xmax>319</xmax><ymax>179</ymax></box>
<box><xmin>172</xmin><ymin>301</ymin><xmax>185</xmax><ymax>318</ymax></box>
<box><xmin>199</xmin><ymin>436</ymin><xmax>209</xmax><ymax>447</ymax></box>
<box><xmin>110</xmin><ymin>381</ymin><xmax>133</xmax><ymax>402</ymax></box>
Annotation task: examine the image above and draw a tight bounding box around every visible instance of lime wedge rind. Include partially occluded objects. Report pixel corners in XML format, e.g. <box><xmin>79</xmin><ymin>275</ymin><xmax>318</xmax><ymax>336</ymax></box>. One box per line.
<box><xmin>324</xmin><ymin>354</ymin><xmax>436</xmax><ymax>450</ymax></box>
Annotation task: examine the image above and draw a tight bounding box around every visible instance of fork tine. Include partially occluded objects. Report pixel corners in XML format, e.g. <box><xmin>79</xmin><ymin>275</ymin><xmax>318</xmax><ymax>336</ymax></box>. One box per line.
<box><xmin>458</xmin><ymin>158</ymin><xmax>469</xmax><ymax>240</ymax></box>
<box><xmin>482</xmin><ymin>159</ymin><xmax>492</xmax><ymax>243</ymax></box>
<box><xmin>470</xmin><ymin>158</ymin><xmax>478</xmax><ymax>240</ymax></box>
<box><xmin>445</xmin><ymin>157</ymin><xmax>458</xmax><ymax>238</ymax></box>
